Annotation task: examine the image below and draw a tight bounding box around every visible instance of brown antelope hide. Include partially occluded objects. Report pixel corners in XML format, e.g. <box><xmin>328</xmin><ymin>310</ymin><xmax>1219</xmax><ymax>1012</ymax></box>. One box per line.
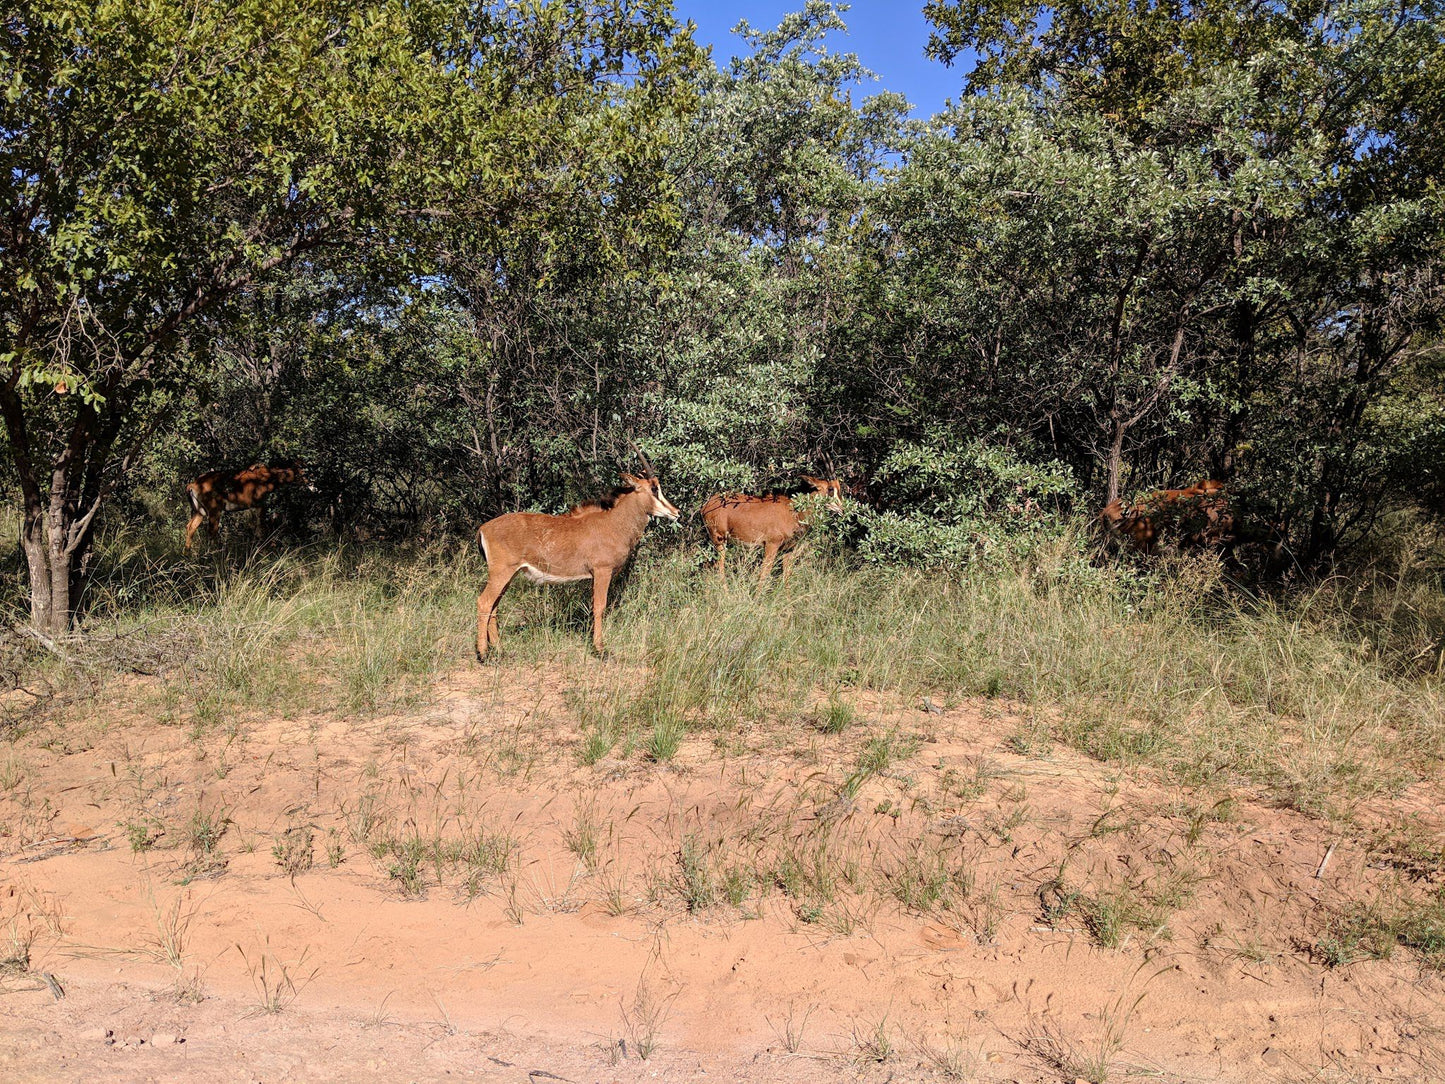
<box><xmin>1099</xmin><ymin>478</ymin><xmax>1231</xmax><ymax>555</ymax></box>
<box><xmin>185</xmin><ymin>462</ymin><xmax>316</xmax><ymax>551</ymax></box>
<box><xmin>700</xmin><ymin>475</ymin><xmax>844</xmax><ymax>584</ymax></box>
<box><xmin>474</xmin><ymin>472</ymin><xmax>679</xmax><ymax>660</ymax></box>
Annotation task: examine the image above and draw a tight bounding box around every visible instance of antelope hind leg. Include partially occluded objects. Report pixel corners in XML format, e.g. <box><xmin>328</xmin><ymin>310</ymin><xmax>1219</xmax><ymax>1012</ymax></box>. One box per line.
<box><xmin>591</xmin><ymin>567</ymin><xmax>613</xmax><ymax>656</ymax></box>
<box><xmin>185</xmin><ymin>512</ymin><xmax>205</xmax><ymax>552</ymax></box>
<box><xmin>475</xmin><ymin>565</ymin><xmax>519</xmax><ymax>662</ymax></box>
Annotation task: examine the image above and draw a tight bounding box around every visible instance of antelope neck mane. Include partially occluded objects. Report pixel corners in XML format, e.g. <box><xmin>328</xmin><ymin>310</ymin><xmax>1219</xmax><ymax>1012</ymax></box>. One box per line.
<box><xmin>759</xmin><ymin>482</ymin><xmax>813</xmax><ymax>500</ymax></box>
<box><xmin>570</xmin><ymin>483</ymin><xmax>646</xmax><ymax>514</ymax></box>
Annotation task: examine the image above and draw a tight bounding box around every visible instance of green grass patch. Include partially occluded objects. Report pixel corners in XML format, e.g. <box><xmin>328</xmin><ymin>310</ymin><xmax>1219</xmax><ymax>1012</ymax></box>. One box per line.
<box><xmin>6</xmin><ymin>527</ymin><xmax>1441</xmax><ymax>820</ymax></box>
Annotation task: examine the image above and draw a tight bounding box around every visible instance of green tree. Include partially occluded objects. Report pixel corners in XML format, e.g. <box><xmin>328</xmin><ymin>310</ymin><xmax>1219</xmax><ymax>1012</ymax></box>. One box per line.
<box><xmin>0</xmin><ymin>0</ymin><xmax>697</xmax><ymax>632</ymax></box>
<box><xmin>916</xmin><ymin>0</ymin><xmax>1445</xmax><ymax>559</ymax></box>
<box><xmin>640</xmin><ymin>1</ymin><xmax>905</xmax><ymax>502</ymax></box>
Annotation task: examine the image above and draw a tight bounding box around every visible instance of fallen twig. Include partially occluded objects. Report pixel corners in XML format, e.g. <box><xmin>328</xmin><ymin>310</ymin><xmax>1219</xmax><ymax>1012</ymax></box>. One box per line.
<box><xmin>16</xmin><ymin>626</ymin><xmax>74</xmax><ymax>663</ymax></box>
<box><xmin>1314</xmin><ymin>841</ymin><xmax>1337</xmax><ymax>878</ymax></box>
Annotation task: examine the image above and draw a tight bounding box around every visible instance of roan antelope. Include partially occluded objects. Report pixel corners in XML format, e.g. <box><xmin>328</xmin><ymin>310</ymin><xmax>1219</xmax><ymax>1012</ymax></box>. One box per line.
<box><xmin>185</xmin><ymin>461</ymin><xmax>316</xmax><ymax>551</ymax></box>
<box><xmin>700</xmin><ymin>474</ymin><xmax>844</xmax><ymax>583</ymax></box>
<box><xmin>474</xmin><ymin>467</ymin><xmax>679</xmax><ymax>660</ymax></box>
<box><xmin>1099</xmin><ymin>478</ymin><xmax>1231</xmax><ymax>555</ymax></box>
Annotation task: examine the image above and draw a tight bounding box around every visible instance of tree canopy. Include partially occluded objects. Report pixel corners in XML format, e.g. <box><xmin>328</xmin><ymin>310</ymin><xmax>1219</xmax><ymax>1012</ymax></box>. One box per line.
<box><xmin>2</xmin><ymin>0</ymin><xmax>1443</xmax><ymax>629</ymax></box>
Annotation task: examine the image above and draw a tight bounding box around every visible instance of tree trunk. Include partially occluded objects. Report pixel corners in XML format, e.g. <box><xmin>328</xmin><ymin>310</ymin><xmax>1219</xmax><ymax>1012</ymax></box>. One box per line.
<box><xmin>1104</xmin><ymin>416</ymin><xmax>1126</xmax><ymax>505</ymax></box>
<box><xmin>1215</xmin><ymin>209</ymin><xmax>1254</xmax><ymax>481</ymax></box>
<box><xmin>19</xmin><ymin>496</ymin><xmax>74</xmax><ymax>636</ymax></box>
<box><xmin>2</xmin><ymin>385</ymin><xmax>117</xmax><ymax>637</ymax></box>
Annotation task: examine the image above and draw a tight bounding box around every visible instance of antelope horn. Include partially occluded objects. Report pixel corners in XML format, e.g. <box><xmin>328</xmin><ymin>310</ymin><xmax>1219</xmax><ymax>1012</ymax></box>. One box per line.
<box><xmin>628</xmin><ymin>438</ymin><xmax>656</xmax><ymax>478</ymax></box>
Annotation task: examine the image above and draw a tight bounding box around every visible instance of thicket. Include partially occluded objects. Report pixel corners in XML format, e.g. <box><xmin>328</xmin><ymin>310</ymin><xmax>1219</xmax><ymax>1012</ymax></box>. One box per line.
<box><xmin>3</xmin><ymin>0</ymin><xmax>1444</xmax><ymax>633</ymax></box>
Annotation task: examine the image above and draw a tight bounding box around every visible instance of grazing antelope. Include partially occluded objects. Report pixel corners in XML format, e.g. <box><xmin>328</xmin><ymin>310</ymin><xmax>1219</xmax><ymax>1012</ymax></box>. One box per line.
<box><xmin>700</xmin><ymin>475</ymin><xmax>844</xmax><ymax>584</ymax></box>
<box><xmin>1099</xmin><ymin>478</ymin><xmax>1230</xmax><ymax>555</ymax></box>
<box><xmin>474</xmin><ymin>469</ymin><xmax>679</xmax><ymax>660</ymax></box>
<box><xmin>185</xmin><ymin>461</ymin><xmax>316</xmax><ymax>551</ymax></box>
<box><xmin>1099</xmin><ymin>498</ymin><xmax>1157</xmax><ymax>553</ymax></box>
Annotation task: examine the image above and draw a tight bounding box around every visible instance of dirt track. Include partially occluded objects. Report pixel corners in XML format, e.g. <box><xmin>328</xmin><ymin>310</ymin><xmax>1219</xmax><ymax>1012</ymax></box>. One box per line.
<box><xmin>3</xmin><ymin>665</ymin><xmax>1443</xmax><ymax>1082</ymax></box>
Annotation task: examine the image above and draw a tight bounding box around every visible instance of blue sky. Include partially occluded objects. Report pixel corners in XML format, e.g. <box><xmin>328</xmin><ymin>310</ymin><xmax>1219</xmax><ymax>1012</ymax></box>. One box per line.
<box><xmin>672</xmin><ymin>1</ymin><xmax>969</xmax><ymax>118</ymax></box>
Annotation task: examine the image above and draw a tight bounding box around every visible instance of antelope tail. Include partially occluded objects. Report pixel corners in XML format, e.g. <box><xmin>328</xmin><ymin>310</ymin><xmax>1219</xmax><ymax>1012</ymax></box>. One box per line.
<box><xmin>475</xmin><ymin>524</ymin><xmax>491</xmax><ymax>564</ymax></box>
<box><xmin>185</xmin><ymin>482</ymin><xmax>202</xmax><ymax>514</ymax></box>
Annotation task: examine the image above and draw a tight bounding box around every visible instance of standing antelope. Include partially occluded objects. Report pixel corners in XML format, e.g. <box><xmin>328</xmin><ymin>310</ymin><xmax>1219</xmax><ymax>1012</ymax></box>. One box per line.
<box><xmin>474</xmin><ymin>470</ymin><xmax>679</xmax><ymax>660</ymax></box>
<box><xmin>185</xmin><ymin>461</ymin><xmax>316</xmax><ymax>551</ymax></box>
<box><xmin>1099</xmin><ymin>478</ymin><xmax>1230</xmax><ymax>555</ymax></box>
<box><xmin>700</xmin><ymin>475</ymin><xmax>844</xmax><ymax>584</ymax></box>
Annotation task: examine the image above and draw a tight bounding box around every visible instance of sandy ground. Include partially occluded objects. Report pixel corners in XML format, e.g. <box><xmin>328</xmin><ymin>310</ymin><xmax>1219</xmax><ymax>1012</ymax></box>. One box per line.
<box><xmin>3</xmin><ymin>662</ymin><xmax>1443</xmax><ymax>1083</ymax></box>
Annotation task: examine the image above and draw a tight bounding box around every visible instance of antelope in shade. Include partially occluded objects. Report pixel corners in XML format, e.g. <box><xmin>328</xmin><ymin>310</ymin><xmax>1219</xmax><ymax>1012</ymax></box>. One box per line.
<box><xmin>700</xmin><ymin>474</ymin><xmax>844</xmax><ymax>584</ymax></box>
<box><xmin>185</xmin><ymin>461</ymin><xmax>316</xmax><ymax>551</ymax></box>
<box><xmin>474</xmin><ymin>470</ymin><xmax>679</xmax><ymax>660</ymax></box>
<box><xmin>1099</xmin><ymin>478</ymin><xmax>1230</xmax><ymax>555</ymax></box>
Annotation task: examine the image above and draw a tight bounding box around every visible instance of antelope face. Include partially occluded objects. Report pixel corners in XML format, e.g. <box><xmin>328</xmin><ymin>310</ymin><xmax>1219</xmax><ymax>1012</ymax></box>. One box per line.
<box><xmin>273</xmin><ymin>461</ymin><xmax>318</xmax><ymax>493</ymax></box>
<box><xmin>803</xmin><ymin>476</ymin><xmax>845</xmax><ymax>514</ymax></box>
<box><xmin>621</xmin><ymin>473</ymin><xmax>679</xmax><ymax>520</ymax></box>
<box><xmin>647</xmin><ymin>478</ymin><xmax>680</xmax><ymax>520</ymax></box>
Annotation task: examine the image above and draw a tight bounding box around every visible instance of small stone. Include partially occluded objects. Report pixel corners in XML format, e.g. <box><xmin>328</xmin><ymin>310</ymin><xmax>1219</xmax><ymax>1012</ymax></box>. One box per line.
<box><xmin>152</xmin><ymin>1033</ymin><xmax>179</xmax><ymax>1046</ymax></box>
<box><xmin>123</xmin><ymin>1035</ymin><xmax>146</xmax><ymax>1047</ymax></box>
<box><xmin>82</xmin><ymin>1028</ymin><xmax>112</xmax><ymax>1044</ymax></box>
<box><xmin>1262</xmin><ymin>1048</ymin><xmax>1281</xmax><ymax>1066</ymax></box>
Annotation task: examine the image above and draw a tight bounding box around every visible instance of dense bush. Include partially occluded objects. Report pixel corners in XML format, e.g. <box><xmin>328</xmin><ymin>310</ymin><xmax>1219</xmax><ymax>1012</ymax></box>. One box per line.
<box><xmin>2</xmin><ymin>1</ymin><xmax>1443</xmax><ymax>629</ymax></box>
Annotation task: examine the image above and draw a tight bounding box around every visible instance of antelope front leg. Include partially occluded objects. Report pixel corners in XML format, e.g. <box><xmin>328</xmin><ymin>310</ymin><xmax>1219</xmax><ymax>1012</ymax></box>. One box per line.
<box><xmin>758</xmin><ymin>541</ymin><xmax>781</xmax><ymax>584</ymax></box>
<box><xmin>591</xmin><ymin>566</ymin><xmax>613</xmax><ymax>656</ymax></box>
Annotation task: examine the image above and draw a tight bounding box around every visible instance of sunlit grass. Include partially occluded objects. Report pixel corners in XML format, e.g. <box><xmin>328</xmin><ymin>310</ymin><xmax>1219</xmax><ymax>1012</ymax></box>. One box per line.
<box><xmin>1</xmin><ymin>520</ymin><xmax>1440</xmax><ymax>818</ymax></box>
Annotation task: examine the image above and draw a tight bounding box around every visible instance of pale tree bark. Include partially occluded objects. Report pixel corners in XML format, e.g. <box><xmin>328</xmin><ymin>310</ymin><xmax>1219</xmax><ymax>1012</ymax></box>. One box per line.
<box><xmin>2</xmin><ymin>218</ymin><xmax>336</xmax><ymax>635</ymax></box>
<box><xmin>2</xmin><ymin>391</ymin><xmax>127</xmax><ymax>636</ymax></box>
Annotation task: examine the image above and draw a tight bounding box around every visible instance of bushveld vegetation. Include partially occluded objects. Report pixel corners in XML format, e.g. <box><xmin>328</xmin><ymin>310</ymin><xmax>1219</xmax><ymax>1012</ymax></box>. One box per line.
<box><xmin>2</xmin><ymin>2</ymin><xmax>1445</xmax><ymax>1066</ymax></box>
<box><xmin>6</xmin><ymin>515</ymin><xmax>1440</xmax><ymax>819</ymax></box>
<box><xmin>3</xmin><ymin>0</ymin><xmax>1443</xmax><ymax>628</ymax></box>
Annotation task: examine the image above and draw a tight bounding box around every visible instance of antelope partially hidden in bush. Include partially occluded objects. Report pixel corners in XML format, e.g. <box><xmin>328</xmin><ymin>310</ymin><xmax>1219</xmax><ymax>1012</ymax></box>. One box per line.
<box><xmin>474</xmin><ymin>451</ymin><xmax>679</xmax><ymax>660</ymax></box>
<box><xmin>1099</xmin><ymin>478</ymin><xmax>1231</xmax><ymax>555</ymax></box>
<box><xmin>185</xmin><ymin>462</ymin><xmax>316</xmax><ymax>551</ymax></box>
<box><xmin>700</xmin><ymin>474</ymin><xmax>844</xmax><ymax>584</ymax></box>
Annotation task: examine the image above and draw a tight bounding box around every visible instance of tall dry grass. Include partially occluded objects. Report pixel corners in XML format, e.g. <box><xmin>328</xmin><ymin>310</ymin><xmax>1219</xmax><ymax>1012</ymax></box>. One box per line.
<box><xmin>587</xmin><ymin>542</ymin><xmax>1442</xmax><ymax>814</ymax></box>
<box><xmin>2</xmin><ymin>518</ymin><xmax>1441</xmax><ymax>816</ymax></box>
